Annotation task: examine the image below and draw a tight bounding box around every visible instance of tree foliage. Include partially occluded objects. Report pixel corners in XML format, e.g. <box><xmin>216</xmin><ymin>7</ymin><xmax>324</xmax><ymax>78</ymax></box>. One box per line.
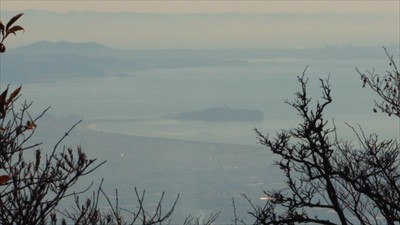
<box><xmin>0</xmin><ymin>14</ymin><xmax>106</xmax><ymax>225</ymax></box>
<box><xmin>251</xmin><ymin>51</ymin><xmax>400</xmax><ymax>225</ymax></box>
<box><xmin>0</xmin><ymin>13</ymin><xmax>24</xmax><ymax>53</ymax></box>
<box><xmin>358</xmin><ymin>47</ymin><xmax>400</xmax><ymax>118</ymax></box>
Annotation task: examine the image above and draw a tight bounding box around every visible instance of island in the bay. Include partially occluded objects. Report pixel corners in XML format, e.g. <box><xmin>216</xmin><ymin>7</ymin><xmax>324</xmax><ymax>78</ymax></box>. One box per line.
<box><xmin>163</xmin><ymin>106</ymin><xmax>264</xmax><ymax>122</ymax></box>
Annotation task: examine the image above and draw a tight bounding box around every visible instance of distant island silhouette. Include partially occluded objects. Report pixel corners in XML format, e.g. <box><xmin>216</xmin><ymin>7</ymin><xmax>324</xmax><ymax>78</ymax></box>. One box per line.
<box><xmin>163</xmin><ymin>106</ymin><xmax>264</xmax><ymax>122</ymax></box>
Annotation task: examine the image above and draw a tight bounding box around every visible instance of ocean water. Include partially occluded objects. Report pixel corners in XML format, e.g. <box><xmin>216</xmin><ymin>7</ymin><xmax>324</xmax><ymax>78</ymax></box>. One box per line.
<box><xmin>22</xmin><ymin>57</ymin><xmax>399</xmax><ymax>144</ymax></box>
<box><xmin>8</xmin><ymin>56</ymin><xmax>399</xmax><ymax>223</ymax></box>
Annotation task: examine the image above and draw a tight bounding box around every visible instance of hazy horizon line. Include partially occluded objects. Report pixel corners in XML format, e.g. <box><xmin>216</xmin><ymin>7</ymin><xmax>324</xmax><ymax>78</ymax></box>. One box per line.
<box><xmin>1</xmin><ymin>9</ymin><xmax>398</xmax><ymax>50</ymax></box>
<box><xmin>9</xmin><ymin>39</ymin><xmax>400</xmax><ymax>51</ymax></box>
<box><xmin>2</xmin><ymin>9</ymin><xmax>399</xmax><ymax>16</ymax></box>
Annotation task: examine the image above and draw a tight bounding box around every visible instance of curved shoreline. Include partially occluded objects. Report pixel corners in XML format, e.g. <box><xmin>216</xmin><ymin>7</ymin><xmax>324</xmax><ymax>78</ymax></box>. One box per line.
<box><xmin>82</xmin><ymin>118</ymin><xmax>262</xmax><ymax>146</ymax></box>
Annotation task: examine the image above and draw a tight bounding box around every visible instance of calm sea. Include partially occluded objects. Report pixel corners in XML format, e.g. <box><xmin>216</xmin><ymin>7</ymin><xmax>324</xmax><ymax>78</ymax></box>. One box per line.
<box><xmin>9</xmin><ymin>56</ymin><xmax>399</xmax><ymax>223</ymax></box>
<box><xmin>21</xmin><ymin>57</ymin><xmax>398</xmax><ymax>144</ymax></box>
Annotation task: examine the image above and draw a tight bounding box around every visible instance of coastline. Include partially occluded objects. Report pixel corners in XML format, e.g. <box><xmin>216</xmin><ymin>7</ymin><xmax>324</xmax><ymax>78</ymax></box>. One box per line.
<box><xmin>82</xmin><ymin>117</ymin><xmax>265</xmax><ymax>146</ymax></box>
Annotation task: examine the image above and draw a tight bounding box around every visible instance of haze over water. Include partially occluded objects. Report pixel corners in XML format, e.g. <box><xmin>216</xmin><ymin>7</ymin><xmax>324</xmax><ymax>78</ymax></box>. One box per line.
<box><xmin>0</xmin><ymin>2</ymin><xmax>399</xmax><ymax>223</ymax></box>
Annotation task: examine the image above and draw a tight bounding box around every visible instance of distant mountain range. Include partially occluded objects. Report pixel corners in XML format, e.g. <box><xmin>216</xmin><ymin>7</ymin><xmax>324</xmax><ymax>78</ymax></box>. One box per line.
<box><xmin>3</xmin><ymin>41</ymin><xmax>249</xmax><ymax>83</ymax></box>
<box><xmin>2</xmin><ymin>41</ymin><xmax>398</xmax><ymax>84</ymax></box>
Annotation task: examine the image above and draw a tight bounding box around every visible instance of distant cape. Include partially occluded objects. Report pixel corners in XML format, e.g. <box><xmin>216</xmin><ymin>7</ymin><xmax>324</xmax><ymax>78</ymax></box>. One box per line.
<box><xmin>163</xmin><ymin>106</ymin><xmax>264</xmax><ymax>122</ymax></box>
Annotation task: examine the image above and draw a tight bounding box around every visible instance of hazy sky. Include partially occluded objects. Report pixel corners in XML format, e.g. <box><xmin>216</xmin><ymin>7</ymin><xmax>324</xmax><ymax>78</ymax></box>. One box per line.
<box><xmin>0</xmin><ymin>1</ymin><xmax>399</xmax><ymax>49</ymax></box>
<box><xmin>1</xmin><ymin>1</ymin><xmax>399</xmax><ymax>14</ymax></box>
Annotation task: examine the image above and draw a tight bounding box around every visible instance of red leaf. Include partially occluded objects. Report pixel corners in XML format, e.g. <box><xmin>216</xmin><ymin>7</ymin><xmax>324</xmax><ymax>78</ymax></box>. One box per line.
<box><xmin>0</xmin><ymin>43</ymin><xmax>5</xmax><ymax>53</ymax></box>
<box><xmin>7</xmin><ymin>25</ymin><xmax>24</xmax><ymax>35</ymax></box>
<box><xmin>6</xmin><ymin>86</ymin><xmax>22</xmax><ymax>105</ymax></box>
<box><xmin>0</xmin><ymin>88</ymin><xmax>8</xmax><ymax>118</ymax></box>
<box><xmin>6</xmin><ymin>13</ymin><xmax>23</xmax><ymax>31</ymax></box>
<box><xmin>0</xmin><ymin>21</ymin><xmax>4</xmax><ymax>36</ymax></box>
<box><xmin>0</xmin><ymin>175</ymin><xmax>10</xmax><ymax>184</ymax></box>
<box><xmin>26</xmin><ymin>121</ymin><xmax>37</xmax><ymax>130</ymax></box>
